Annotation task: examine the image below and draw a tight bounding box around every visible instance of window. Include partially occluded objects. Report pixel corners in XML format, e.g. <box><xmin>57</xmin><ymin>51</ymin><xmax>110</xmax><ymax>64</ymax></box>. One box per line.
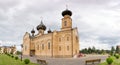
<box><xmin>37</xmin><ymin>45</ymin><xmax>39</xmax><ymax>50</ymax></box>
<box><xmin>48</xmin><ymin>42</ymin><xmax>50</xmax><ymax>49</ymax></box>
<box><xmin>76</xmin><ymin>36</ymin><xmax>78</xmax><ymax>40</ymax></box>
<box><xmin>76</xmin><ymin>36</ymin><xmax>78</xmax><ymax>42</ymax></box>
<box><xmin>59</xmin><ymin>38</ymin><xmax>61</xmax><ymax>42</ymax></box>
<box><xmin>67</xmin><ymin>46</ymin><xmax>69</xmax><ymax>51</ymax></box>
<box><xmin>42</xmin><ymin>44</ymin><xmax>44</xmax><ymax>50</ymax></box>
<box><xmin>59</xmin><ymin>46</ymin><xmax>61</xmax><ymax>51</ymax></box>
<box><xmin>67</xmin><ymin>37</ymin><xmax>69</xmax><ymax>41</ymax></box>
<box><xmin>64</xmin><ymin>21</ymin><xmax>67</xmax><ymax>26</ymax></box>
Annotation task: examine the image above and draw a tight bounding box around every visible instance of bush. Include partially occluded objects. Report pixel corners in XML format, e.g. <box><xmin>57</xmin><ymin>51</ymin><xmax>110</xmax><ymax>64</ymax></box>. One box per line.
<box><xmin>114</xmin><ymin>54</ymin><xmax>119</xmax><ymax>59</ymax></box>
<box><xmin>11</xmin><ymin>55</ymin><xmax>14</xmax><ymax>58</ymax></box>
<box><xmin>10</xmin><ymin>54</ymin><xmax>12</xmax><ymax>57</ymax></box>
<box><xmin>8</xmin><ymin>54</ymin><xmax>11</xmax><ymax>56</ymax></box>
<box><xmin>24</xmin><ymin>59</ymin><xmax>30</xmax><ymax>64</ymax></box>
<box><xmin>15</xmin><ymin>56</ymin><xmax>18</xmax><ymax>60</ymax></box>
<box><xmin>7</xmin><ymin>54</ymin><xmax>10</xmax><ymax>56</ymax></box>
<box><xmin>106</xmin><ymin>57</ymin><xmax>113</xmax><ymax>65</ymax></box>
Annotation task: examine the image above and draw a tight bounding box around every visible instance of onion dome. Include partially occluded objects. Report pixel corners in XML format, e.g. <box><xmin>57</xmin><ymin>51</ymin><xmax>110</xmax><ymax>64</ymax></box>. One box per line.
<box><xmin>48</xmin><ymin>28</ymin><xmax>52</xmax><ymax>33</ymax></box>
<box><xmin>36</xmin><ymin>21</ymin><xmax>46</xmax><ymax>30</ymax></box>
<box><xmin>31</xmin><ymin>28</ymin><xmax>35</xmax><ymax>33</ymax></box>
<box><xmin>62</xmin><ymin>9</ymin><xmax>72</xmax><ymax>16</ymax></box>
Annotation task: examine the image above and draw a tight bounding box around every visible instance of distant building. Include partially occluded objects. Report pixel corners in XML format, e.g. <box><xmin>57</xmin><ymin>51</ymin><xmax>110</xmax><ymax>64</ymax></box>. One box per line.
<box><xmin>0</xmin><ymin>45</ymin><xmax>16</xmax><ymax>54</ymax></box>
<box><xmin>23</xmin><ymin>8</ymin><xmax>79</xmax><ymax>58</ymax></box>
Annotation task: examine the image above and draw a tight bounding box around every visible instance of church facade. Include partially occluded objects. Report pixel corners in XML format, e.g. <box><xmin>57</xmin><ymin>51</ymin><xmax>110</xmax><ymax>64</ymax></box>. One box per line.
<box><xmin>22</xmin><ymin>9</ymin><xmax>79</xmax><ymax>58</ymax></box>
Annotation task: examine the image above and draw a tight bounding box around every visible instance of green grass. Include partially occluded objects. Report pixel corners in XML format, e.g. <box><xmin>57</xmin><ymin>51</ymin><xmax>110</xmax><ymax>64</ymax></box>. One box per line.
<box><xmin>99</xmin><ymin>55</ymin><xmax>120</xmax><ymax>65</ymax></box>
<box><xmin>0</xmin><ymin>54</ymin><xmax>39</xmax><ymax>65</ymax></box>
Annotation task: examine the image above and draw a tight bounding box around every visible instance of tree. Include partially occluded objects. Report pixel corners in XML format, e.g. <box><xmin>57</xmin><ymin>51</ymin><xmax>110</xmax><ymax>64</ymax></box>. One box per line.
<box><xmin>101</xmin><ymin>49</ymin><xmax>106</xmax><ymax>54</ymax></box>
<box><xmin>106</xmin><ymin>50</ymin><xmax>111</xmax><ymax>54</ymax></box>
<box><xmin>97</xmin><ymin>49</ymin><xmax>102</xmax><ymax>54</ymax></box>
<box><xmin>84</xmin><ymin>48</ymin><xmax>88</xmax><ymax>54</ymax></box>
<box><xmin>88</xmin><ymin>47</ymin><xmax>92</xmax><ymax>54</ymax></box>
<box><xmin>92</xmin><ymin>46</ymin><xmax>96</xmax><ymax>53</ymax></box>
<box><xmin>110</xmin><ymin>46</ymin><xmax>115</xmax><ymax>55</ymax></box>
<box><xmin>80</xmin><ymin>48</ymin><xmax>88</xmax><ymax>54</ymax></box>
<box><xmin>115</xmin><ymin>46</ymin><xmax>120</xmax><ymax>54</ymax></box>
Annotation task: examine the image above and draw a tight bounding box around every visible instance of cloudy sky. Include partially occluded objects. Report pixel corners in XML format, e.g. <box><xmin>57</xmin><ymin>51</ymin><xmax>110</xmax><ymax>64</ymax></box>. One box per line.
<box><xmin>0</xmin><ymin>0</ymin><xmax>120</xmax><ymax>50</ymax></box>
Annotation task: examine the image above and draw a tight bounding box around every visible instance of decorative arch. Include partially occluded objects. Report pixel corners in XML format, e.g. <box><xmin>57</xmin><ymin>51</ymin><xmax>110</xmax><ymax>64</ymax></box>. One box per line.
<box><xmin>64</xmin><ymin>21</ymin><xmax>67</xmax><ymax>26</ymax></box>
<box><xmin>46</xmin><ymin>39</ymin><xmax>51</xmax><ymax>50</ymax></box>
<box><xmin>58</xmin><ymin>35</ymin><xmax>62</xmax><ymax>42</ymax></box>
<box><xmin>42</xmin><ymin>44</ymin><xmax>44</xmax><ymax>50</ymax></box>
<box><xmin>64</xmin><ymin>34</ymin><xmax>71</xmax><ymax>41</ymax></box>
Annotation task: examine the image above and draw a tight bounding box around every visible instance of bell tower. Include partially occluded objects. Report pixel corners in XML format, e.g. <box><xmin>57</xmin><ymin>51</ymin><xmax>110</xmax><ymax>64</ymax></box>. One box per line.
<box><xmin>61</xmin><ymin>9</ymin><xmax>72</xmax><ymax>31</ymax></box>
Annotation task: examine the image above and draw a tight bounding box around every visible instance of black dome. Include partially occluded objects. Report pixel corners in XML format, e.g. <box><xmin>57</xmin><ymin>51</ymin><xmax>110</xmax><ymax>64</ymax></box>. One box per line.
<box><xmin>31</xmin><ymin>28</ymin><xmax>35</xmax><ymax>33</ymax></box>
<box><xmin>62</xmin><ymin>9</ymin><xmax>72</xmax><ymax>16</ymax></box>
<box><xmin>48</xmin><ymin>28</ymin><xmax>52</xmax><ymax>33</ymax></box>
<box><xmin>36</xmin><ymin>21</ymin><xmax>46</xmax><ymax>30</ymax></box>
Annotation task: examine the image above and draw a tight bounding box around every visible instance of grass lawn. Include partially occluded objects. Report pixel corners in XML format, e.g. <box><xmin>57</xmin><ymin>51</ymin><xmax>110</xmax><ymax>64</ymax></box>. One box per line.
<box><xmin>99</xmin><ymin>55</ymin><xmax>120</xmax><ymax>65</ymax></box>
<box><xmin>0</xmin><ymin>54</ymin><xmax>39</xmax><ymax>65</ymax></box>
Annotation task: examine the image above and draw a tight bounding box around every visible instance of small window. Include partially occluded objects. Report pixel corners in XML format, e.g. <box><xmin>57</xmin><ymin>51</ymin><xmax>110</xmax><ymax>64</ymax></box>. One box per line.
<box><xmin>59</xmin><ymin>46</ymin><xmax>61</xmax><ymax>51</ymax></box>
<box><xmin>67</xmin><ymin>37</ymin><xmax>69</xmax><ymax>41</ymax></box>
<box><xmin>48</xmin><ymin>42</ymin><xmax>50</xmax><ymax>49</ymax></box>
<box><xmin>67</xmin><ymin>46</ymin><xmax>69</xmax><ymax>51</ymax></box>
<box><xmin>64</xmin><ymin>21</ymin><xmax>67</xmax><ymax>26</ymax></box>
<box><xmin>59</xmin><ymin>38</ymin><xmax>61</xmax><ymax>42</ymax></box>
<box><xmin>42</xmin><ymin>44</ymin><xmax>44</xmax><ymax>50</ymax></box>
<box><xmin>76</xmin><ymin>36</ymin><xmax>78</xmax><ymax>42</ymax></box>
<box><xmin>76</xmin><ymin>36</ymin><xmax>78</xmax><ymax>40</ymax></box>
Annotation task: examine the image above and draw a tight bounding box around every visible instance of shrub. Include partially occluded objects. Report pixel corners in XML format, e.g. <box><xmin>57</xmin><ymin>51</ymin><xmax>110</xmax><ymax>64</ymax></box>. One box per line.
<box><xmin>106</xmin><ymin>57</ymin><xmax>113</xmax><ymax>65</ymax></box>
<box><xmin>24</xmin><ymin>59</ymin><xmax>30</xmax><ymax>64</ymax></box>
<box><xmin>114</xmin><ymin>54</ymin><xmax>119</xmax><ymax>59</ymax></box>
<box><xmin>9</xmin><ymin>54</ymin><xmax>12</xmax><ymax>56</ymax></box>
<box><xmin>15</xmin><ymin>56</ymin><xmax>18</xmax><ymax>60</ymax></box>
<box><xmin>7</xmin><ymin>54</ymin><xmax>10</xmax><ymax>56</ymax></box>
<box><xmin>8</xmin><ymin>54</ymin><xmax>11</xmax><ymax>56</ymax></box>
<box><xmin>11</xmin><ymin>55</ymin><xmax>14</xmax><ymax>58</ymax></box>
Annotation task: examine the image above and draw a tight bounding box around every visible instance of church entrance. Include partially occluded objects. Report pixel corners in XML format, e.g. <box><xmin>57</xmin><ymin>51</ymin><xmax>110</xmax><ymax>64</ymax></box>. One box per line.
<box><xmin>30</xmin><ymin>50</ymin><xmax>35</xmax><ymax>57</ymax></box>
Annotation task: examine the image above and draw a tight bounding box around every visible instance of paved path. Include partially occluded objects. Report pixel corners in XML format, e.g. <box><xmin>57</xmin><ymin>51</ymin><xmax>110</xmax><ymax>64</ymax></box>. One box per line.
<box><xmin>21</xmin><ymin>55</ymin><xmax>108</xmax><ymax>65</ymax></box>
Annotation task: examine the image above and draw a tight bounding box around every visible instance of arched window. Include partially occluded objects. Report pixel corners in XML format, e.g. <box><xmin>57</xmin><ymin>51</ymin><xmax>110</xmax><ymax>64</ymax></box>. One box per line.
<box><xmin>67</xmin><ymin>37</ymin><xmax>69</xmax><ymax>41</ymax></box>
<box><xmin>48</xmin><ymin>42</ymin><xmax>50</xmax><ymax>49</ymax></box>
<box><xmin>59</xmin><ymin>38</ymin><xmax>61</xmax><ymax>42</ymax></box>
<box><xmin>76</xmin><ymin>36</ymin><xmax>78</xmax><ymax>42</ymax></box>
<box><xmin>64</xmin><ymin>21</ymin><xmax>67</xmax><ymax>26</ymax></box>
<box><xmin>76</xmin><ymin>36</ymin><xmax>78</xmax><ymax>40</ymax></box>
<box><xmin>67</xmin><ymin>46</ymin><xmax>69</xmax><ymax>51</ymax></box>
<box><xmin>59</xmin><ymin>46</ymin><xmax>61</xmax><ymax>51</ymax></box>
<box><xmin>42</xmin><ymin>44</ymin><xmax>44</xmax><ymax>50</ymax></box>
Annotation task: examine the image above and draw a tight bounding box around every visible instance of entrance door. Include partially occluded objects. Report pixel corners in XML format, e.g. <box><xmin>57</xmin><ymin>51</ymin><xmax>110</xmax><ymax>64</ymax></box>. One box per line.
<box><xmin>30</xmin><ymin>50</ymin><xmax>35</xmax><ymax>56</ymax></box>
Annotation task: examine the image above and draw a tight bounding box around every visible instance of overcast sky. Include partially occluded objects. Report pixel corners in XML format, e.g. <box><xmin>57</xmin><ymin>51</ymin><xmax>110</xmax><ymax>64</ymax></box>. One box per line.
<box><xmin>0</xmin><ymin>0</ymin><xmax>120</xmax><ymax>50</ymax></box>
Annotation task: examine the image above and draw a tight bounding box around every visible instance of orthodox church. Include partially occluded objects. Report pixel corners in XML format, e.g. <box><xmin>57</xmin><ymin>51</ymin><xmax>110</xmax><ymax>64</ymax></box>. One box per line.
<box><xmin>22</xmin><ymin>8</ymin><xmax>79</xmax><ymax>58</ymax></box>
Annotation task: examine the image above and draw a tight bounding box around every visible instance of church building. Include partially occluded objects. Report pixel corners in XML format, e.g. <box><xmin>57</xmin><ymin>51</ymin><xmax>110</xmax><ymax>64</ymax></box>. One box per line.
<box><xmin>22</xmin><ymin>8</ymin><xmax>79</xmax><ymax>58</ymax></box>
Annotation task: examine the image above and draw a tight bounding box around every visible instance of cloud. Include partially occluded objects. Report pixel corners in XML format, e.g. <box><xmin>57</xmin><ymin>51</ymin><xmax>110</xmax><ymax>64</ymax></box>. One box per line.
<box><xmin>80</xmin><ymin>39</ymin><xmax>111</xmax><ymax>50</ymax></box>
<box><xmin>0</xmin><ymin>0</ymin><xmax>120</xmax><ymax>50</ymax></box>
